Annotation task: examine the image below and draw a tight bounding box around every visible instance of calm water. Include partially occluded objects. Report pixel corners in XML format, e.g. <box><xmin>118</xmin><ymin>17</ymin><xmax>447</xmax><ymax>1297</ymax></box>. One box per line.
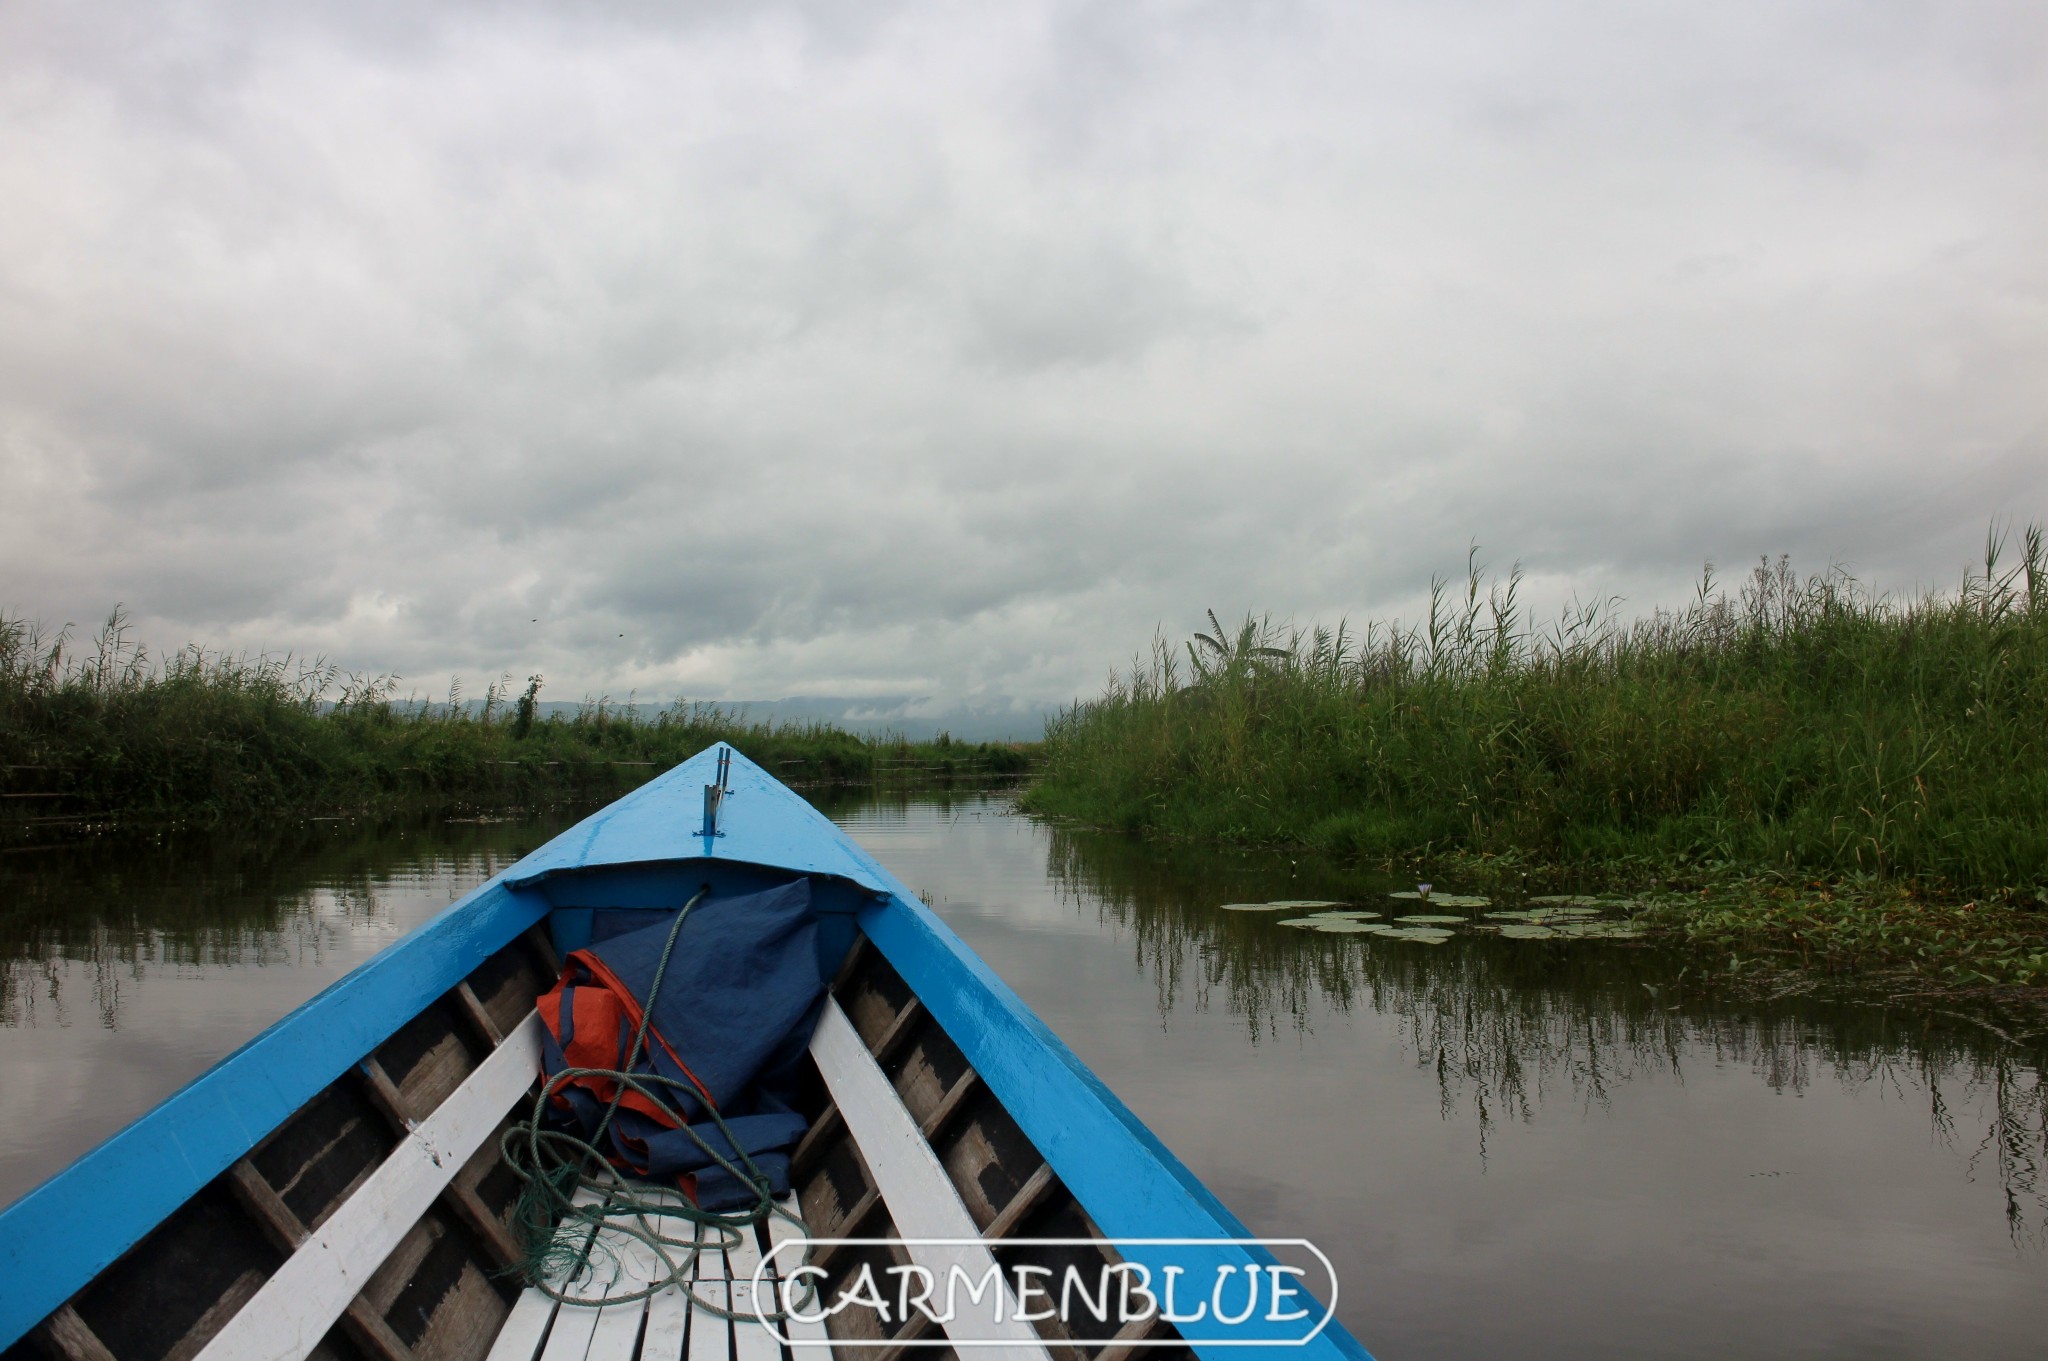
<box><xmin>3</xmin><ymin>792</ymin><xmax>2044</xmax><ymax>1359</ymax></box>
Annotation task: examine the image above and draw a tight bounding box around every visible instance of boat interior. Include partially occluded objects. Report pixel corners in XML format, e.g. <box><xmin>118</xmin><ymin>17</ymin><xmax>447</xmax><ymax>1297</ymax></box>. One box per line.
<box><xmin>7</xmin><ymin>863</ymin><xmax>1195</xmax><ymax>1361</ymax></box>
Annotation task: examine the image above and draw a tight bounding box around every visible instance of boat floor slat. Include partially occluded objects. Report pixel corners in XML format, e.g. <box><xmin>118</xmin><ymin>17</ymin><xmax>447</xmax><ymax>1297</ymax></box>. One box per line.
<box><xmin>191</xmin><ymin>1014</ymin><xmax>545</xmax><ymax>1361</ymax></box>
<box><xmin>582</xmin><ymin>1293</ymin><xmax>647</xmax><ymax>1361</ymax></box>
<box><xmin>534</xmin><ymin>1292</ymin><xmax>608</xmax><ymax>1361</ymax></box>
<box><xmin>709</xmin><ymin>1224</ymin><xmax>776</xmax><ymax>1361</ymax></box>
<box><xmin>761</xmin><ymin>1195</ymin><xmax>831</xmax><ymax>1353</ymax></box>
<box><xmin>481</xmin><ymin>1288</ymin><xmax>558</xmax><ymax>1361</ymax></box>
<box><xmin>682</xmin><ymin>1279</ymin><xmax>730</xmax><ymax>1361</ymax></box>
<box><xmin>502</xmin><ymin>1187</ymin><xmax>824</xmax><ymax>1361</ymax></box>
<box><xmin>582</xmin><ymin>1189</ymin><xmax>677</xmax><ymax>1361</ymax></box>
<box><xmin>809</xmin><ymin>996</ymin><xmax>1052</xmax><ymax>1358</ymax></box>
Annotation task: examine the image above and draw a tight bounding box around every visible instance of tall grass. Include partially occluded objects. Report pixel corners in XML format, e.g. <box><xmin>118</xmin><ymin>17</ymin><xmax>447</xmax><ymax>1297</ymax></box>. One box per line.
<box><xmin>1025</xmin><ymin>526</ymin><xmax>2048</xmax><ymax>895</ymax></box>
<box><xmin>0</xmin><ymin>610</ymin><xmax>1028</xmax><ymax>818</ymax></box>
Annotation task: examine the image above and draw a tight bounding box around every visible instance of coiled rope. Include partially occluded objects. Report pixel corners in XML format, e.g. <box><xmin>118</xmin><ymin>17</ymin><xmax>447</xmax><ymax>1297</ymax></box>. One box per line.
<box><xmin>501</xmin><ymin>887</ymin><xmax>815</xmax><ymax>1318</ymax></box>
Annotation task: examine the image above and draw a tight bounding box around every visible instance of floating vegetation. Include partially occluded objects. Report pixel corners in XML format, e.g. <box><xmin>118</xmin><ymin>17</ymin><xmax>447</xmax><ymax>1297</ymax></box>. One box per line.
<box><xmin>1222</xmin><ymin>899</ymin><xmax>1352</xmax><ymax>911</ymax></box>
<box><xmin>1497</xmin><ymin>924</ymin><xmax>1559</xmax><ymax>940</ymax></box>
<box><xmin>1266</xmin><ymin>902</ymin><xmax>1647</xmax><ymax>947</ymax></box>
<box><xmin>1377</xmin><ymin>926</ymin><xmax>1455</xmax><ymax>944</ymax></box>
<box><xmin>1389</xmin><ymin>891</ymin><xmax>1490</xmax><ymax>908</ymax></box>
<box><xmin>1546</xmin><ymin>921</ymin><xmax>1645</xmax><ymax>940</ymax></box>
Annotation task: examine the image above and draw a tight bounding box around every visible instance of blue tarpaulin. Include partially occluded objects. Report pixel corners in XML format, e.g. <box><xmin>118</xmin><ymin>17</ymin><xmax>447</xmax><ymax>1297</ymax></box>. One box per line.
<box><xmin>535</xmin><ymin>880</ymin><xmax>826</xmax><ymax>1210</ymax></box>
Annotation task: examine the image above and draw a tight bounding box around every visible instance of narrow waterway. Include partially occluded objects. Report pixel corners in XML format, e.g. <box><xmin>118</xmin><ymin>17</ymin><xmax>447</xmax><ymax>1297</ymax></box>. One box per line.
<box><xmin>3</xmin><ymin>791</ymin><xmax>2043</xmax><ymax>1359</ymax></box>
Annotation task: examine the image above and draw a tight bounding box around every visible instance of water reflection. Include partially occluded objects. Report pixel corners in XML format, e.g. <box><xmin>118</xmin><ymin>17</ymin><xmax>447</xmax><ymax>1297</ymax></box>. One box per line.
<box><xmin>6</xmin><ymin>791</ymin><xmax>2046</xmax><ymax>1356</ymax></box>
<box><xmin>0</xmin><ymin>810</ymin><xmax>589</xmax><ymax>1204</ymax></box>
<box><xmin>1036</xmin><ymin>818</ymin><xmax>2048</xmax><ymax>1248</ymax></box>
<box><xmin>0</xmin><ymin>817</ymin><xmax>562</xmax><ymax>1021</ymax></box>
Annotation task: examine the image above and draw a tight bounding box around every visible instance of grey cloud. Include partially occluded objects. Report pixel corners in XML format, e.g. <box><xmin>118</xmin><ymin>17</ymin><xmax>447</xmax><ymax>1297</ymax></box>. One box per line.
<box><xmin>1</xmin><ymin>0</ymin><xmax>2042</xmax><ymax>722</ymax></box>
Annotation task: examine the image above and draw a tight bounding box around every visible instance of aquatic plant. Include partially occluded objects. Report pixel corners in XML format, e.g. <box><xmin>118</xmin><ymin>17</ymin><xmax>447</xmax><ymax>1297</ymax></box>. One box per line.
<box><xmin>1025</xmin><ymin>524</ymin><xmax>2048</xmax><ymax>898</ymax></box>
<box><xmin>0</xmin><ymin>609</ymin><xmax>1034</xmax><ymax>820</ymax></box>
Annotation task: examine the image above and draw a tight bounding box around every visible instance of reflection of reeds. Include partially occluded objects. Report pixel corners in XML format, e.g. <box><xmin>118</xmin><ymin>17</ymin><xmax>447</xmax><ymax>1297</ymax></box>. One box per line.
<box><xmin>0</xmin><ymin>610</ymin><xmax>1031</xmax><ymax>819</ymax></box>
<box><xmin>1028</xmin><ymin>526</ymin><xmax>2048</xmax><ymax>894</ymax></box>
<box><xmin>0</xmin><ymin>810</ymin><xmax>574</xmax><ymax>1027</ymax></box>
<box><xmin>1041</xmin><ymin>818</ymin><xmax>2048</xmax><ymax>1245</ymax></box>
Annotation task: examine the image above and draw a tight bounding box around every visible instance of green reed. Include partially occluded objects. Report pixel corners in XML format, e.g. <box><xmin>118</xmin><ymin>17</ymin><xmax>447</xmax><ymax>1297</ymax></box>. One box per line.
<box><xmin>0</xmin><ymin>610</ymin><xmax>1030</xmax><ymax>819</ymax></box>
<box><xmin>1026</xmin><ymin>525</ymin><xmax>2048</xmax><ymax>899</ymax></box>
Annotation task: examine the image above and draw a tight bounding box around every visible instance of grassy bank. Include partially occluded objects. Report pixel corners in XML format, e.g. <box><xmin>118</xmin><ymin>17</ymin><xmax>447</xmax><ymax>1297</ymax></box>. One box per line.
<box><xmin>1634</xmin><ymin>879</ymin><xmax>2048</xmax><ymax>994</ymax></box>
<box><xmin>1023</xmin><ymin>529</ymin><xmax>2048</xmax><ymax>988</ymax></box>
<box><xmin>0</xmin><ymin>612</ymin><xmax>1030</xmax><ymax>820</ymax></box>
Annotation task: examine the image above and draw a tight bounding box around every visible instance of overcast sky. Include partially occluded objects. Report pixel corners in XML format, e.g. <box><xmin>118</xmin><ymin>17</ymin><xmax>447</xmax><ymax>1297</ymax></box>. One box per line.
<box><xmin>2</xmin><ymin>1</ymin><xmax>2042</xmax><ymax>718</ymax></box>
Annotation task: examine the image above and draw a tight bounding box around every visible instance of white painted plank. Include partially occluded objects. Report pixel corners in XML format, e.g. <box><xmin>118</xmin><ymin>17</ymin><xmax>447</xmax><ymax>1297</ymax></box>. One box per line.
<box><xmin>481</xmin><ymin>1287</ymin><xmax>559</xmax><ymax>1361</ymax></box>
<box><xmin>721</xmin><ymin>1221</ymin><xmax>781</xmax><ymax>1361</ymax></box>
<box><xmin>724</xmin><ymin>1222</ymin><xmax>761</xmax><ymax>1280</ymax></box>
<box><xmin>685</xmin><ymin>1283</ymin><xmax>733</xmax><ymax>1361</ymax></box>
<box><xmin>197</xmin><ymin>1013</ymin><xmax>547</xmax><ymax>1361</ymax></box>
<box><xmin>582</xmin><ymin>1292</ymin><xmax>647</xmax><ymax>1361</ymax></box>
<box><xmin>488</xmin><ymin>1184</ymin><xmax>625</xmax><ymax>1361</ymax></box>
<box><xmin>761</xmin><ymin>1196</ymin><xmax>832</xmax><ymax>1353</ymax></box>
<box><xmin>641</xmin><ymin>1286</ymin><xmax>692</xmax><ymax>1361</ymax></box>
<box><xmin>581</xmin><ymin>1196</ymin><xmax>734</xmax><ymax>1361</ymax></box>
<box><xmin>541</xmin><ymin>1187</ymin><xmax>664</xmax><ymax>1361</ymax></box>
<box><xmin>809</xmin><ymin>998</ymin><xmax>1051</xmax><ymax>1357</ymax></box>
<box><xmin>588</xmin><ymin>1187</ymin><xmax>697</xmax><ymax>1361</ymax></box>
<box><xmin>686</xmin><ymin>1232</ymin><xmax>733</xmax><ymax>1361</ymax></box>
<box><xmin>727</xmin><ymin>1289</ymin><xmax>780</xmax><ymax>1361</ymax></box>
<box><xmin>535</xmin><ymin>1288</ymin><xmax>609</xmax><ymax>1361</ymax></box>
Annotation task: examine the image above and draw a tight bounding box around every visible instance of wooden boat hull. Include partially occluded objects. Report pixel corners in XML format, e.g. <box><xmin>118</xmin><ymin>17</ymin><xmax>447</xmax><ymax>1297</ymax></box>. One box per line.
<box><xmin>0</xmin><ymin>749</ymin><xmax>1370</xmax><ymax>1361</ymax></box>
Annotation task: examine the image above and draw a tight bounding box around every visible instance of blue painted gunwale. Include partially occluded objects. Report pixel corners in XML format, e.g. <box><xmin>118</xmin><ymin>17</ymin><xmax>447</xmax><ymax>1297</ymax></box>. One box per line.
<box><xmin>0</xmin><ymin>748</ymin><xmax>1372</xmax><ymax>1361</ymax></box>
<box><xmin>0</xmin><ymin>755</ymin><xmax>868</xmax><ymax>1347</ymax></box>
<box><xmin>690</xmin><ymin>754</ymin><xmax>1375</xmax><ymax>1360</ymax></box>
<box><xmin>0</xmin><ymin>874</ymin><xmax>548</xmax><ymax>1350</ymax></box>
<box><xmin>511</xmin><ymin>750</ymin><xmax>1371</xmax><ymax>1358</ymax></box>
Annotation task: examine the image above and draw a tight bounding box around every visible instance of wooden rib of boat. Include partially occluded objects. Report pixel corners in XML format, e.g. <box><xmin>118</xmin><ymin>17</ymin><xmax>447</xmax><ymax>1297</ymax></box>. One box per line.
<box><xmin>0</xmin><ymin>748</ymin><xmax>1369</xmax><ymax>1361</ymax></box>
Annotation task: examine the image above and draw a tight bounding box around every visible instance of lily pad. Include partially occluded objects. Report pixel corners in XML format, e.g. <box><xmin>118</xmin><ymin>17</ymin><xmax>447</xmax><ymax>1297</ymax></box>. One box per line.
<box><xmin>1275</xmin><ymin>918</ymin><xmax>1328</xmax><ymax>928</ymax></box>
<box><xmin>1378</xmin><ymin>926</ymin><xmax>1455</xmax><ymax>944</ymax></box>
<box><xmin>1546</xmin><ymin>921</ymin><xmax>1645</xmax><ymax>940</ymax></box>
<box><xmin>1484</xmin><ymin>910</ymin><xmax>1542</xmax><ymax>921</ymax></box>
<box><xmin>1521</xmin><ymin>908</ymin><xmax>1602</xmax><ymax>924</ymax></box>
<box><xmin>1395</xmin><ymin>914</ymin><xmax>1468</xmax><ymax>925</ymax></box>
<box><xmin>1221</xmin><ymin>899</ymin><xmax>1348</xmax><ymax>911</ymax></box>
<box><xmin>1312</xmin><ymin>910</ymin><xmax>1382</xmax><ymax>920</ymax></box>
<box><xmin>1496</xmin><ymin>924</ymin><xmax>1559</xmax><ymax>940</ymax></box>
<box><xmin>1311</xmin><ymin>920</ymin><xmax>1393</xmax><ymax>934</ymax></box>
<box><xmin>1388</xmin><ymin>891</ymin><xmax>1491</xmax><ymax>908</ymax></box>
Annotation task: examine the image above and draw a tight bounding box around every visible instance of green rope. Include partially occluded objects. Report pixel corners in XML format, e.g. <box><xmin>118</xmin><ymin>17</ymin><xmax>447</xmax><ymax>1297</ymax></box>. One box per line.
<box><xmin>502</xmin><ymin>887</ymin><xmax>816</xmax><ymax>1320</ymax></box>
